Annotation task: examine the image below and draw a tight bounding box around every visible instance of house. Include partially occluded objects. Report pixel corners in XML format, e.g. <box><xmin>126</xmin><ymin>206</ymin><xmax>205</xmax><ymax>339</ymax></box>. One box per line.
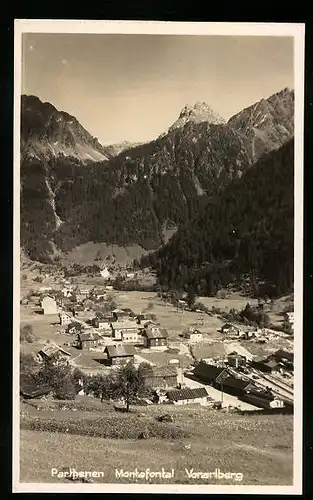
<box><xmin>104</xmin><ymin>344</ymin><xmax>135</xmax><ymax>366</ymax></box>
<box><xmin>217</xmin><ymin>375</ymin><xmax>255</xmax><ymax>397</ymax></box>
<box><xmin>111</xmin><ymin>320</ymin><xmax>140</xmax><ymax>342</ymax></box>
<box><xmin>140</xmin><ymin>365</ymin><xmax>179</xmax><ymax>389</ymax></box>
<box><xmin>251</xmin><ymin>353</ymin><xmax>285</xmax><ymax>374</ymax></box>
<box><xmin>241</xmin><ymin>391</ymin><xmax>285</xmax><ymax>410</ymax></box>
<box><xmin>100</xmin><ymin>267</ymin><xmax>111</xmax><ymax>279</ymax></box>
<box><xmin>66</xmin><ymin>322</ymin><xmax>83</xmax><ymax>335</ymax></box>
<box><xmin>193</xmin><ymin>361</ymin><xmax>228</xmax><ymax>385</ymax></box>
<box><xmin>75</xmin><ymin>332</ymin><xmax>101</xmax><ymax>349</ymax></box>
<box><xmin>37</xmin><ymin>344</ymin><xmax>71</xmax><ymax>362</ymax></box>
<box><xmin>227</xmin><ymin>352</ymin><xmax>247</xmax><ymax>369</ymax></box>
<box><xmin>166</xmin><ymin>387</ymin><xmax>209</xmax><ymax>406</ymax></box>
<box><xmin>274</xmin><ymin>349</ymin><xmax>294</xmax><ymax>364</ymax></box>
<box><xmin>122</xmin><ymin>308</ymin><xmax>136</xmax><ymax>317</ymax></box>
<box><xmin>41</xmin><ymin>295</ymin><xmax>58</xmax><ymax>315</ymax></box>
<box><xmin>142</xmin><ymin>327</ymin><xmax>168</xmax><ymax>348</ymax></box>
<box><xmin>92</xmin><ymin>316</ymin><xmax>113</xmax><ymax>328</ymax></box>
<box><xmin>112</xmin><ymin>308</ymin><xmax>130</xmax><ymax>320</ymax></box>
<box><xmin>59</xmin><ymin>311</ymin><xmax>73</xmax><ymax>326</ymax></box>
<box><xmin>284</xmin><ymin>311</ymin><xmax>294</xmax><ymax>325</ymax></box>
<box><xmin>20</xmin><ymin>382</ymin><xmax>53</xmax><ymax>399</ymax></box>
<box><xmin>220</xmin><ymin>323</ymin><xmax>240</xmax><ymax>335</ymax></box>
<box><xmin>183</xmin><ymin>328</ymin><xmax>203</xmax><ymax>343</ymax></box>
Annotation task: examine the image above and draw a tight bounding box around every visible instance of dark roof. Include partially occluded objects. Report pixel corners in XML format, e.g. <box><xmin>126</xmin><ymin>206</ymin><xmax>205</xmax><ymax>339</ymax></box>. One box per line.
<box><xmin>80</xmin><ymin>332</ymin><xmax>100</xmax><ymax>341</ymax></box>
<box><xmin>222</xmin><ymin>323</ymin><xmax>238</xmax><ymax>329</ymax></box>
<box><xmin>220</xmin><ymin>376</ymin><xmax>254</xmax><ymax>391</ymax></box>
<box><xmin>274</xmin><ymin>350</ymin><xmax>294</xmax><ymax>362</ymax></box>
<box><xmin>105</xmin><ymin>344</ymin><xmax>136</xmax><ymax>358</ymax></box>
<box><xmin>264</xmin><ymin>359</ymin><xmax>281</xmax><ymax>369</ymax></box>
<box><xmin>38</xmin><ymin>344</ymin><xmax>71</xmax><ymax>357</ymax></box>
<box><xmin>166</xmin><ymin>387</ymin><xmax>208</xmax><ymax>401</ymax></box>
<box><xmin>194</xmin><ymin>361</ymin><xmax>227</xmax><ymax>381</ymax></box>
<box><xmin>20</xmin><ymin>382</ymin><xmax>52</xmax><ymax>398</ymax></box>
<box><xmin>246</xmin><ymin>388</ymin><xmax>275</xmax><ymax>401</ymax></box>
<box><xmin>144</xmin><ymin>328</ymin><xmax>168</xmax><ymax>339</ymax></box>
<box><xmin>241</xmin><ymin>393</ymin><xmax>278</xmax><ymax>409</ymax></box>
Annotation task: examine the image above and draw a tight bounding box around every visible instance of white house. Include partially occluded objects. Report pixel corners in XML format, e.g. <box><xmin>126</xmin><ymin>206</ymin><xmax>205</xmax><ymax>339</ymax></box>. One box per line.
<box><xmin>112</xmin><ymin>321</ymin><xmax>140</xmax><ymax>343</ymax></box>
<box><xmin>183</xmin><ymin>328</ymin><xmax>203</xmax><ymax>343</ymax></box>
<box><xmin>284</xmin><ymin>312</ymin><xmax>294</xmax><ymax>332</ymax></box>
<box><xmin>269</xmin><ymin>398</ymin><xmax>285</xmax><ymax>409</ymax></box>
<box><xmin>100</xmin><ymin>267</ymin><xmax>111</xmax><ymax>279</ymax></box>
<box><xmin>41</xmin><ymin>295</ymin><xmax>58</xmax><ymax>315</ymax></box>
<box><xmin>59</xmin><ymin>311</ymin><xmax>73</xmax><ymax>326</ymax></box>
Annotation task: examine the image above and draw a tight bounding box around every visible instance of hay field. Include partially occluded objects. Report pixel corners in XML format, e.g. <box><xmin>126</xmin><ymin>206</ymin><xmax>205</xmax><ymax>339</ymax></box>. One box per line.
<box><xmin>20</xmin><ymin>404</ymin><xmax>293</xmax><ymax>485</ymax></box>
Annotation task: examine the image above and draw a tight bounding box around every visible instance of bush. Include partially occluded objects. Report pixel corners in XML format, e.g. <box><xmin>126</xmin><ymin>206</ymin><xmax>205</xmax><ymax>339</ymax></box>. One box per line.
<box><xmin>20</xmin><ymin>324</ymin><xmax>36</xmax><ymax>343</ymax></box>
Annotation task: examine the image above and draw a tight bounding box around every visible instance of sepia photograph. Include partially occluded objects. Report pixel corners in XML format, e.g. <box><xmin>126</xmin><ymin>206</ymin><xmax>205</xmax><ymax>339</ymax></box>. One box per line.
<box><xmin>13</xmin><ymin>20</ymin><xmax>304</xmax><ymax>494</ymax></box>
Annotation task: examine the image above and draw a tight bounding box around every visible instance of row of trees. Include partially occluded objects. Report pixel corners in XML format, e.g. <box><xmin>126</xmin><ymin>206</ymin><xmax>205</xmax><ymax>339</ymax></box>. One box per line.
<box><xmin>84</xmin><ymin>363</ymin><xmax>154</xmax><ymax>411</ymax></box>
<box><xmin>20</xmin><ymin>352</ymin><xmax>154</xmax><ymax>411</ymax></box>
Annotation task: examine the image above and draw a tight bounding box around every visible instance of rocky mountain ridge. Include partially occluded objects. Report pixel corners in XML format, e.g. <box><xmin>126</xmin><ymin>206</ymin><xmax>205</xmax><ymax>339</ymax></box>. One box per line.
<box><xmin>20</xmin><ymin>88</ymin><xmax>294</xmax><ymax>263</ymax></box>
<box><xmin>21</xmin><ymin>95</ymin><xmax>112</xmax><ymax>163</ymax></box>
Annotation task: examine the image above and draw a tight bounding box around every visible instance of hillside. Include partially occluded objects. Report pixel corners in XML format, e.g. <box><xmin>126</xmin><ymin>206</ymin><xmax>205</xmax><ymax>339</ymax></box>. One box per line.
<box><xmin>105</xmin><ymin>141</ymin><xmax>145</xmax><ymax>157</ymax></box>
<box><xmin>20</xmin><ymin>89</ymin><xmax>294</xmax><ymax>263</ymax></box>
<box><xmin>20</xmin><ymin>400</ymin><xmax>293</xmax><ymax>485</ymax></box>
<box><xmin>144</xmin><ymin>139</ymin><xmax>294</xmax><ymax>297</ymax></box>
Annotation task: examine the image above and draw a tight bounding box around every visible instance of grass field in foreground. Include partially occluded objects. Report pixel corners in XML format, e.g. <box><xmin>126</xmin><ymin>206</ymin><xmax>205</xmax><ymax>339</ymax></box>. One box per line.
<box><xmin>20</xmin><ymin>403</ymin><xmax>293</xmax><ymax>486</ymax></box>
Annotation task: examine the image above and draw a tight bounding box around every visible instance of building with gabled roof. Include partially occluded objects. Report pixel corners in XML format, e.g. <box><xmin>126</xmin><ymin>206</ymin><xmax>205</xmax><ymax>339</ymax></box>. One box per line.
<box><xmin>37</xmin><ymin>343</ymin><xmax>71</xmax><ymax>362</ymax></box>
<box><xmin>142</xmin><ymin>327</ymin><xmax>168</xmax><ymax>348</ymax></box>
<box><xmin>41</xmin><ymin>295</ymin><xmax>58</xmax><ymax>315</ymax></box>
<box><xmin>20</xmin><ymin>381</ymin><xmax>53</xmax><ymax>399</ymax></box>
<box><xmin>193</xmin><ymin>361</ymin><xmax>228</xmax><ymax>384</ymax></box>
<box><xmin>59</xmin><ymin>311</ymin><xmax>73</xmax><ymax>326</ymax></box>
<box><xmin>183</xmin><ymin>328</ymin><xmax>203</xmax><ymax>343</ymax></box>
<box><xmin>104</xmin><ymin>344</ymin><xmax>135</xmax><ymax>365</ymax></box>
<box><xmin>140</xmin><ymin>365</ymin><xmax>179</xmax><ymax>389</ymax></box>
<box><xmin>166</xmin><ymin>387</ymin><xmax>209</xmax><ymax>405</ymax></box>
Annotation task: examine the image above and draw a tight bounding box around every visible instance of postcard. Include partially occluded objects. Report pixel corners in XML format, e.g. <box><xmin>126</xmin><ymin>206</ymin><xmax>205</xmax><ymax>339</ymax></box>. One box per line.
<box><xmin>13</xmin><ymin>19</ymin><xmax>304</xmax><ymax>494</ymax></box>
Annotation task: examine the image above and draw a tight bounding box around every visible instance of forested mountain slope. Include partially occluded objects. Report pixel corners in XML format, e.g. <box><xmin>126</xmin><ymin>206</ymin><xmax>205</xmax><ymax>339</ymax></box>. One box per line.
<box><xmin>142</xmin><ymin>139</ymin><xmax>294</xmax><ymax>297</ymax></box>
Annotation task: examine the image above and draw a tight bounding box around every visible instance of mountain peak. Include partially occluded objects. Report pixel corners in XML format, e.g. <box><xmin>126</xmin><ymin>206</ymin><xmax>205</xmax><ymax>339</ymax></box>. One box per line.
<box><xmin>228</xmin><ymin>87</ymin><xmax>294</xmax><ymax>162</ymax></box>
<box><xmin>168</xmin><ymin>101</ymin><xmax>226</xmax><ymax>132</ymax></box>
<box><xmin>21</xmin><ymin>94</ymin><xmax>112</xmax><ymax>163</ymax></box>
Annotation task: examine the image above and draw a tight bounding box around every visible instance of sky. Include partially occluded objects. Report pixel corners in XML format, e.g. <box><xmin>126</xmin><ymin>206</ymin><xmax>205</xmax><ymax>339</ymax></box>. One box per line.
<box><xmin>22</xmin><ymin>34</ymin><xmax>294</xmax><ymax>145</ymax></box>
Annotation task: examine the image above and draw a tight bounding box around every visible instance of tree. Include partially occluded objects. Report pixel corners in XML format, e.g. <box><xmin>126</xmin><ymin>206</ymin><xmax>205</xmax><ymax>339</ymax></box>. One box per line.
<box><xmin>84</xmin><ymin>373</ymin><xmax>118</xmax><ymax>402</ymax></box>
<box><xmin>20</xmin><ymin>324</ymin><xmax>35</xmax><ymax>343</ymax></box>
<box><xmin>114</xmin><ymin>363</ymin><xmax>147</xmax><ymax>412</ymax></box>
<box><xmin>186</xmin><ymin>285</ymin><xmax>196</xmax><ymax>308</ymax></box>
<box><xmin>20</xmin><ymin>352</ymin><xmax>39</xmax><ymax>385</ymax></box>
<box><xmin>137</xmin><ymin>362</ymin><xmax>154</xmax><ymax>380</ymax></box>
<box><xmin>35</xmin><ymin>358</ymin><xmax>77</xmax><ymax>400</ymax></box>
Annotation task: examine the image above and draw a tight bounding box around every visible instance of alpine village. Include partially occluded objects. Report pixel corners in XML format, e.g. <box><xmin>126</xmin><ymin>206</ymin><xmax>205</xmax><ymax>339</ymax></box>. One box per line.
<box><xmin>20</xmin><ymin>88</ymin><xmax>295</xmax><ymax>485</ymax></box>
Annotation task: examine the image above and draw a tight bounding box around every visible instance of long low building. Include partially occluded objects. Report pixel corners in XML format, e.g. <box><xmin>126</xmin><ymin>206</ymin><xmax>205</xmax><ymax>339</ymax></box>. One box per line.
<box><xmin>166</xmin><ymin>387</ymin><xmax>209</xmax><ymax>405</ymax></box>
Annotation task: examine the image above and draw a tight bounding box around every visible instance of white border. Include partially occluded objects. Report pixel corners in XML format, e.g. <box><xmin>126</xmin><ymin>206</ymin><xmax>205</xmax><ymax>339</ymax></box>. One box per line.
<box><xmin>13</xmin><ymin>20</ymin><xmax>305</xmax><ymax>495</ymax></box>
